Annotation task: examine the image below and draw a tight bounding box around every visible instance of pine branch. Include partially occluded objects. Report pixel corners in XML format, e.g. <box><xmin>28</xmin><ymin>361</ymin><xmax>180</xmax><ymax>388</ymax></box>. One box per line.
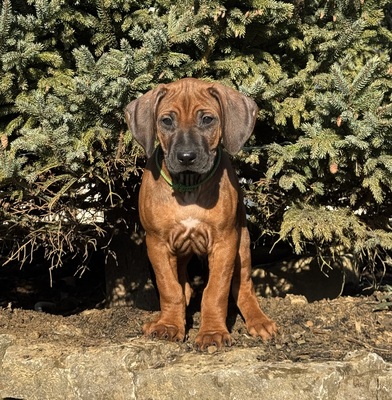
<box><xmin>0</xmin><ymin>0</ymin><xmax>12</xmax><ymax>54</ymax></box>
<box><xmin>351</xmin><ymin>55</ymin><xmax>381</xmax><ymax>95</ymax></box>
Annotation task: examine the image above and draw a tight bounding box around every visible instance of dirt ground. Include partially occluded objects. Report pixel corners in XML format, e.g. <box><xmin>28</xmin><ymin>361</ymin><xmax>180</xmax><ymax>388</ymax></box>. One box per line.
<box><xmin>0</xmin><ymin>261</ymin><xmax>391</xmax><ymax>363</ymax></box>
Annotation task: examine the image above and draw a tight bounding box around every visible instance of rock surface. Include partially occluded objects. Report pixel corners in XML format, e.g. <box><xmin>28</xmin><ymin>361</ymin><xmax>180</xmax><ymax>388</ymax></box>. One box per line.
<box><xmin>0</xmin><ymin>333</ymin><xmax>391</xmax><ymax>400</ymax></box>
<box><xmin>1</xmin><ymin>256</ymin><xmax>391</xmax><ymax>400</ymax></box>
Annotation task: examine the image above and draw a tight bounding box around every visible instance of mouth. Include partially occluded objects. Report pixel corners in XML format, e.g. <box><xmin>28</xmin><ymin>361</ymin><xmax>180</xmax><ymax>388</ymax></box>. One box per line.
<box><xmin>167</xmin><ymin>160</ymin><xmax>214</xmax><ymax>176</ymax></box>
<box><xmin>155</xmin><ymin>145</ymin><xmax>222</xmax><ymax>192</ymax></box>
<box><xmin>173</xmin><ymin>170</ymin><xmax>203</xmax><ymax>187</ymax></box>
<box><xmin>163</xmin><ymin>148</ymin><xmax>213</xmax><ymax>174</ymax></box>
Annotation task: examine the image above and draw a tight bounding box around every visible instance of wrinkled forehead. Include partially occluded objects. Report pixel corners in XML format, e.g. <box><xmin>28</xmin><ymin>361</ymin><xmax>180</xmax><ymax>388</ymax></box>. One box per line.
<box><xmin>157</xmin><ymin>80</ymin><xmax>221</xmax><ymax>117</ymax></box>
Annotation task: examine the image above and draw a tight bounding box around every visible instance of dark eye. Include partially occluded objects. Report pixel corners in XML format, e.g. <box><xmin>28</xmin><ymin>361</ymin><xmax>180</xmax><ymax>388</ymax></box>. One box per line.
<box><xmin>161</xmin><ymin>117</ymin><xmax>173</xmax><ymax>127</ymax></box>
<box><xmin>202</xmin><ymin>115</ymin><xmax>214</xmax><ymax>125</ymax></box>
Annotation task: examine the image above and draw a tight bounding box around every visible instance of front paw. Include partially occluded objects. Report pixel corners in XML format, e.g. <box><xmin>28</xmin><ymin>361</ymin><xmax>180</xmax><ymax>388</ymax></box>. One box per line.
<box><xmin>247</xmin><ymin>317</ymin><xmax>277</xmax><ymax>341</ymax></box>
<box><xmin>194</xmin><ymin>330</ymin><xmax>232</xmax><ymax>351</ymax></box>
<box><xmin>143</xmin><ymin>321</ymin><xmax>185</xmax><ymax>343</ymax></box>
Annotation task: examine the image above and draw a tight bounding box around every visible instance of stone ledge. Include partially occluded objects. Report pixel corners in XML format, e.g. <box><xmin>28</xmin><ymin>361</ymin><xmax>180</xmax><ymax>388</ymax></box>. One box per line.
<box><xmin>0</xmin><ymin>334</ymin><xmax>391</xmax><ymax>400</ymax></box>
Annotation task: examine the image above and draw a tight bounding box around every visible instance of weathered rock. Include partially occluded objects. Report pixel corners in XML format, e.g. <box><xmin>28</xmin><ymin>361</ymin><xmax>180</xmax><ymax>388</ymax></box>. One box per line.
<box><xmin>0</xmin><ymin>334</ymin><xmax>390</xmax><ymax>400</ymax></box>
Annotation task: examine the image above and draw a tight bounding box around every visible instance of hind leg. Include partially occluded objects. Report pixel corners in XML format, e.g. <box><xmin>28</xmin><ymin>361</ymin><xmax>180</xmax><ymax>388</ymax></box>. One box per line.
<box><xmin>232</xmin><ymin>226</ymin><xmax>277</xmax><ymax>340</ymax></box>
<box><xmin>177</xmin><ymin>255</ymin><xmax>193</xmax><ymax>306</ymax></box>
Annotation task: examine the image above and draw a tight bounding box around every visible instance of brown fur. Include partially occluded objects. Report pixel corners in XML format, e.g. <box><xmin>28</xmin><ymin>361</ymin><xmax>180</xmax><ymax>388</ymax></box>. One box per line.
<box><xmin>125</xmin><ymin>78</ymin><xmax>277</xmax><ymax>350</ymax></box>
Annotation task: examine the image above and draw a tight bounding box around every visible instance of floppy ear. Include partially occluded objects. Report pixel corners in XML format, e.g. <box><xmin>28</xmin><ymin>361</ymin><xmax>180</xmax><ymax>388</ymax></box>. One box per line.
<box><xmin>208</xmin><ymin>84</ymin><xmax>258</xmax><ymax>155</ymax></box>
<box><xmin>124</xmin><ymin>86</ymin><xmax>167</xmax><ymax>158</ymax></box>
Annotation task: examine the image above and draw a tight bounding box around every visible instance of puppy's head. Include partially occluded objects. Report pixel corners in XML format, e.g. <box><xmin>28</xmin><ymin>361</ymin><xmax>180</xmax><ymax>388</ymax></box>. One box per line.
<box><xmin>125</xmin><ymin>78</ymin><xmax>258</xmax><ymax>176</ymax></box>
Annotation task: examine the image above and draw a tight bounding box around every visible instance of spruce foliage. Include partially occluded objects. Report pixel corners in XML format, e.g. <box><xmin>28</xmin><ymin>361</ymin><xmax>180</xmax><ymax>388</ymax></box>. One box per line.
<box><xmin>0</xmin><ymin>0</ymin><xmax>391</xmax><ymax>287</ymax></box>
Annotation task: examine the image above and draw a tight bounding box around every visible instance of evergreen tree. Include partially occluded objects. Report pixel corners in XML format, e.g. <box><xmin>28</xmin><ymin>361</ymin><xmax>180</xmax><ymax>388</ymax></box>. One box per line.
<box><xmin>0</xmin><ymin>0</ymin><xmax>391</xmax><ymax>289</ymax></box>
<box><xmin>258</xmin><ymin>0</ymin><xmax>392</xmax><ymax>284</ymax></box>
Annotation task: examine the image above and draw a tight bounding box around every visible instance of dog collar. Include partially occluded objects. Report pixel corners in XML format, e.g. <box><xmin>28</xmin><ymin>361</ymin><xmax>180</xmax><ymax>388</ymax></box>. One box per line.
<box><xmin>154</xmin><ymin>145</ymin><xmax>222</xmax><ymax>193</ymax></box>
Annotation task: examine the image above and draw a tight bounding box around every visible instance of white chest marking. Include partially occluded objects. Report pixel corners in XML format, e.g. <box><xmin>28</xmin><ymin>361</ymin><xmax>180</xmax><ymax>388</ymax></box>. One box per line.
<box><xmin>180</xmin><ymin>217</ymin><xmax>200</xmax><ymax>229</ymax></box>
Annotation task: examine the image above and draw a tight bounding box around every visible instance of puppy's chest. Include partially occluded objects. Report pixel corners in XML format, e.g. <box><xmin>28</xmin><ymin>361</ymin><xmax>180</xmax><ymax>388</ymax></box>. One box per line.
<box><xmin>168</xmin><ymin>217</ymin><xmax>213</xmax><ymax>256</ymax></box>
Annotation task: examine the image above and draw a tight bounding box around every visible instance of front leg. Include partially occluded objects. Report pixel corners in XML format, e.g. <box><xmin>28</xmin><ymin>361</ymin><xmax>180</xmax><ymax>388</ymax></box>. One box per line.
<box><xmin>195</xmin><ymin>234</ymin><xmax>237</xmax><ymax>350</ymax></box>
<box><xmin>143</xmin><ymin>235</ymin><xmax>186</xmax><ymax>342</ymax></box>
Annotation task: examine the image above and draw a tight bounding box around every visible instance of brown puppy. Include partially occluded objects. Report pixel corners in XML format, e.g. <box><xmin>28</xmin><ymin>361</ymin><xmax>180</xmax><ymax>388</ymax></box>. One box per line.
<box><xmin>125</xmin><ymin>78</ymin><xmax>277</xmax><ymax>350</ymax></box>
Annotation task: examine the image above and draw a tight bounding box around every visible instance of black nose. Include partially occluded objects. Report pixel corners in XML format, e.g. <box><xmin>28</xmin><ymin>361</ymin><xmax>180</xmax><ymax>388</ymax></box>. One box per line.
<box><xmin>177</xmin><ymin>151</ymin><xmax>197</xmax><ymax>166</ymax></box>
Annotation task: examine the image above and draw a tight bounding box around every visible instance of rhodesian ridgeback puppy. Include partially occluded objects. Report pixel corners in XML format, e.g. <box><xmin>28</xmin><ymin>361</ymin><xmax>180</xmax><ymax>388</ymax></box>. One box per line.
<box><xmin>125</xmin><ymin>78</ymin><xmax>277</xmax><ymax>350</ymax></box>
